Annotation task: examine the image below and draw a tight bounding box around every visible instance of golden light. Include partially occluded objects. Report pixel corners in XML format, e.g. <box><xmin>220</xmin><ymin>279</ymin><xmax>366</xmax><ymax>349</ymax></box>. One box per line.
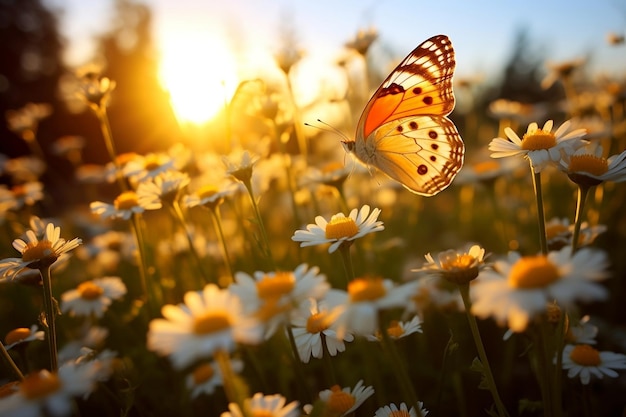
<box><xmin>158</xmin><ymin>28</ymin><xmax>239</xmax><ymax>125</ymax></box>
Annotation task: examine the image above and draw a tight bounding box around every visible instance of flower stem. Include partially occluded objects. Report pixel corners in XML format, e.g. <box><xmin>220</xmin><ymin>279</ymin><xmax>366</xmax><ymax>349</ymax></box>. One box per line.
<box><xmin>40</xmin><ymin>265</ymin><xmax>58</xmax><ymax>372</ymax></box>
<box><xmin>458</xmin><ymin>283</ymin><xmax>509</xmax><ymax>417</ymax></box>
<box><xmin>242</xmin><ymin>178</ymin><xmax>275</xmax><ymax>269</ymax></box>
<box><xmin>209</xmin><ymin>206</ymin><xmax>234</xmax><ymax>286</ymax></box>
<box><xmin>378</xmin><ymin>318</ymin><xmax>423</xmax><ymax>417</ymax></box>
<box><xmin>214</xmin><ymin>349</ymin><xmax>251</xmax><ymax>417</ymax></box>
<box><xmin>320</xmin><ymin>333</ymin><xmax>337</xmax><ymax>385</ymax></box>
<box><xmin>530</xmin><ymin>169</ymin><xmax>548</xmax><ymax>255</ymax></box>
<box><xmin>337</xmin><ymin>243</ymin><xmax>354</xmax><ymax>288</ymax></box>
<box><xmin>571</xmin><ymin>184</ymin><xmax>591</xmax><ymax>253</ymax></box>
<box><xmin>96</xmin><ymin>107</ymin><xmax>127</xmax><ymax>192</ymax></box>
<box><xmin>0</xmin><ymin>341</ymin><xmax>24</xmax><ymax>381</ymax></box>
<box><xmin>130</xmin><ymin>213</ymin><xmax>159</xmax><ymax>316</ymax></box>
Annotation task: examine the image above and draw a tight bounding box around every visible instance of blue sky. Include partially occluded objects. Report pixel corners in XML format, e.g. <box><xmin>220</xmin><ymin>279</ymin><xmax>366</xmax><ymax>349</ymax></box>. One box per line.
<box><xmin>47</xmin><ymin>0</ymin><xmax>626</xmax><ymax>78</ymax></box>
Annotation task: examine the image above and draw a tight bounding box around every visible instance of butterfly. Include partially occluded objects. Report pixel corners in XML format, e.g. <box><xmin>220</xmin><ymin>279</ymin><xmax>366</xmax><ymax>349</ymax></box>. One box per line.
<box><xmin>343</xmin><ymin>34</ymin><xmax>464</xmax><ymax>196</ymax></box>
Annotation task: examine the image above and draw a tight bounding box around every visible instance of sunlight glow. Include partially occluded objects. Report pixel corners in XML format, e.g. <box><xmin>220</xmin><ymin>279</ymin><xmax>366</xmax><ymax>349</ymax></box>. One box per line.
<box><xmin>158</xmin><ymin>28</ymin><xmax>239</xmax><ymax>125</ymax></box>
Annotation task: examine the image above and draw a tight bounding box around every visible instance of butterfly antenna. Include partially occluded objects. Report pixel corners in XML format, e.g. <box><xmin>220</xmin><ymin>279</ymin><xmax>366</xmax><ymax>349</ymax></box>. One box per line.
<box><xmin>304</xmin><ymin>119</ymin><xmax>351</xmax><ymax>143</ymax></box>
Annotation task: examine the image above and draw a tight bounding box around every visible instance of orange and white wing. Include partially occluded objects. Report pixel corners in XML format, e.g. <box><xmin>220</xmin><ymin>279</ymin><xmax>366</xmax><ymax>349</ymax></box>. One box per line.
<box><xmin>367</xmin><ymin>115</ymin><xmax>464</xmax><ymax>196</ymax></box>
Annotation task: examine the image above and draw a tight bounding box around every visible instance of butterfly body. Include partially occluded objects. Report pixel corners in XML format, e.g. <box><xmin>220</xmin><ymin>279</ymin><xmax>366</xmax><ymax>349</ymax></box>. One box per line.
<box><xmin>344</xmin><ymin>34</ymin><xmax>464</xmax><ymax>196</ymax></box>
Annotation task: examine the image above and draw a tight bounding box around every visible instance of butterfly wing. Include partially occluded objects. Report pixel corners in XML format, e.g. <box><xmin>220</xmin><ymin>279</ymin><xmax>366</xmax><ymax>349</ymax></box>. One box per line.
<box><xmin>352</xmin><ymin>34</ymin><xmax>464</xmax><ymax>196</ymax></box>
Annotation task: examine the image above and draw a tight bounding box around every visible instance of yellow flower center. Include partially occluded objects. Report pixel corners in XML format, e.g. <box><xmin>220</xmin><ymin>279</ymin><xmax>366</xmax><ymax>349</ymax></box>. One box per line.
<box><xmin>569</xmin><ymin>344</ymin><xmax>601</xmax><ymax>366</ymax></box>
<box><xmin>389</xmin><ymin>410</ymin><xmax>411</xmax><ymax>417</ymax></box>
<box><xmin>255</xmin><ymin>300</ymin><xmax>291</xmax><ymax>322</ymax></box>
<box><xmin>256</xmin><ymin>272</ymin><xmax>295</xmax><ymax>300</ymax></box>
<box><xmin>546</xmin><ymin>224</ymin><xmax>569</xmax><ymax>240</ymax></box>
<box><xmin>348</xmin><ymin>277</ymin><xmax>386</xmax><ymax>302</ymax></box>
<box><xmin>5</xmin><ymin>328</ymin><xmax>31</xmax><ymax>345</ymax></box>
<box><xmin>143</xmin><ymin>154</ymin><xmax>163</xmax><ymax>172</ymax></box>
<box><xmin>192</xmin><ymin>311</ymin><xmax>232</xmax><ymax>335</ymax></box>
<box><xmin>20</xmin><ymin>370</ymin><xmax>61</xmax><ymax>399</ymax></box>
<box><xmin>197</xmin><ymin>185</ymin><xmax>219</xmax><ymax>200</ymax></box>
<box><xmin>325</xmin><ymin>216</ymin><xmax>358</xmax><ymax>240</ymax></box>
<box><xmin>521</xmin><ymin>129</ymin><xmax>556</xmax><ymax>150</ymax></box>
<box><xmin>192</xmin><ymin>363</ymin><xmax>215</xmax><ymax>385</ymax></box>
<box><xmin>78</xmin><ymin>281</ymin><xmax>104</xmax><ymax>300</ymax></box>
<box><xmin>306</xmin><ymin>312</ymin><xmax>330</xmax><ymax>334</ymax></box>
<box><xmin>508</xmin><ymin>255</ymin><xmax>560</xmax><ymax>289</ymax></box>
<box><xmin>441</xmin><ymin>254</ymin><xmax>476</xmax><ymax>270</ymax></box>
<box><xmin>114</xmin><ymin>191</ymin><xmax>140</xmax><ymax>211</ymax></box>
<box><xmin>473</xmin><ymin>160</ymin><xmax>500</xmax><ymax>175</ymax></box>
<box><xmin>22</xmin><ymin>240</ymin><xmax>54</xmax><ymax>263</ymax></box>
<box><xmin>386</xmin><ymin>321</ymin><xmax>405</xmax><ymax>338</ymax></box>
<box><xmin>568</xmin><ymin>154</ymin><xmax>608</xmax><ymax>176</ymax></box>
<box><xmin>327</xmin><ymin>385</ymin><xmax>356</xmax><ymax>414</ymax></box>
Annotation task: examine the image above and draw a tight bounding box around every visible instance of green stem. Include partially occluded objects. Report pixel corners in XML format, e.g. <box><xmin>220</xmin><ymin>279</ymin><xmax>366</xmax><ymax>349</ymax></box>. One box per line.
<box><xmin>96</xmin><ymin>107</ymin><xmax>127</xmax><ymax>192</ymax></box>
<box><xmin>458</xmin><ymin>283</ymin><xmax>509</xmax><ymax>417</ymax></box>
<box><xmin>535</xmin><ymin>320</ymin><xmax>555</xmax><ymax>417</ymax></box>
<box><xmin>130</xmin><ymin>214</ymin><xmax>159</xmax><ymax>315</ymax></box>
<box><xmin>0</xmin><ymin>341</ymin><xmax>24</xmax><ymax>381</ymax></box>
<box><xmin>214</xmin><ymin>349</ymin><xmax>251</xmax><ymax>417</ymax></box>
<box><xmin>169</xmin><ymin>201</ymin><xmax>211</xmax><ymax>286</ymax></box>
<box><xmin>378</xmin><ymin>318</ymin><xmax>423</xmax><ymax>417</ymax></box>
<box><xmin>320</xmin><ymin>332</ymin><xmax>337</xmax><ymax>385</ymax></box>
<box><xmin>242</xmin><ymin>178</ymin><xmax>275</xmax><ymax>269</ymax></box>
<box><xmin>552</xmin><ymin>312</ymin><xmax>566</xmax><ymax>417</ymax></box>
<box><xmin>337</xmin><ymin>243</ymin><xmax>354</xmax><ymax>288</ymax></box>
<box><xmin>530</xmin><ymin>168</ymin><xmax>548</xmax><ymax>255</ymax></box>
<box><xmin>40</xmin><ymin>265</ymin><xmax>58</xmax><ymax>372</ymax></box>
<box><xmin>209</xmin><ymin>206</ymin><xmax>234</xmax><ymax>286</ymax></box>
<box><xmin>285</xmin><ymin>325</ymin><xmax>312</xmax><ymax>403</ymax></box>
<box><xmin>571</xmin><ymin>184</ymin><xmax>591</xmax><ymax>253</ymax></box>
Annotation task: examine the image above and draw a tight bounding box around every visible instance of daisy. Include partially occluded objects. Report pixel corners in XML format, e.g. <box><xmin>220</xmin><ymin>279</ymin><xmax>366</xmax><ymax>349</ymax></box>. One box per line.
<box><xmin>335</xmin><ymin>277</ymin><xmax>418</xmax><ymax>337</ymax></box>
<box><xmin>545</xmin><ymin>217</ymin><xmax>606</xmax><ymax>251</ymax></box>
<box><xmin>4</xmin><ymin>325</ymin><xmax>44</xmax><ymax>350</ymax></box>
<box><xmin>317</xmin><ymin>380</ymin><xmax>374</xmax><ymax>417</ymax></box>
<box><xmin>90</xmin><ymin>189</ymin><xmax>161</xmax><ymax>220</ymax></box>
<box><xmin>186</xmin><ymin>358</ymin><xmax>244</xmax><ymax>398</ymax></box>
<box><xmin>135</xmin><ymin>170</ymin><xmax>190</xmax><ymax>206</ymax></box>
<box><xmin>0</xmin><ymin>221</ymin><xmax>81</xmax><ymax>279</ymax></box>
<box><xmin>60</xmin><ymin>277</ymin><xmax>127</xmax><ymax>318</ymax></box>
<box><xmin>76</xmin><ymin>70</ymin><xmax>116</xmax><ymax>110</ymax></box>
<box><xmin>489</xmin><ymin>119</ymin><xmax>587</xmax><ymax>173</ymax></box>
<box><xmin>374</xmin><ymin>402</ymin><xmax>429</xmax><ymax>417</ymax></box>
<box><xmin>147</xmin><ymin>284</ymin><xmax>263</xmax><ymax>369</ymax></box>
<box><xmin>0</xmin><ymin>181</ymin><xmax>44</xmax><ymax>210</ymax></box>
<box><xmin>0</xmin><ymin>360</ymin><xmax>107</xmax><ymax>417</ymax></box>
<box><xmin>122</xmin><ymin>152</ymin><xmax>176</xmax><ymax>183</ymax></box>
<box><xmin>470</xmin><ymin>246</ymin><xmax>609</xmax><ymax>333</ymax></box>
<box><xmin>566</xmin><ymin>315</ymin><xmax>598</xmax><ymax>345</ymax></box>
<box><xmin>292</xmin><ymin>205</ymin><xmax>384</xmax><ymax>253</ymax></box>
<box><xmin>366</xmin><ymin>315</ymin><xmax>422</xmax><ymax>342</ymax></box>
<box><xmin>222</xmin><ymin>149</ymin><xmax>259</xmax><ymax>184</ymax></box>
<box><xmin>561</xmin><ymin>344</ymin><xmax>626</xmax><ymax>385</ymax></box>
<box><xmin>290</xmin><ymin>290</ymin><xmax>354</xmax><ymax>363</ymax></box>
<box><xmin>415</xmin><ymin>244</ymin><xmax>488</xmax><ymax>285</ymax></box>
<box><xmin>4</xmin><ymin>156</ymin><xmax>47</xmax><ymax>183</ymax></box>
<box><xmin>182</xmin><ymin>181</ymin><xmax>238</xmax><ymax>210</ymax></box>
<box><xmin>231</xmin><ymin>264</ymin><xmax>330</xmax><ymax>338</ymax></box>
<box><xmin>560</xmin><ymin>144</ymin><xmax>626</xmax><ymax>186</ymax></box>
<box><xmin>221</xmin><ymin>392</ymin><xmax>299</xmax><ymax>417</ymax></box>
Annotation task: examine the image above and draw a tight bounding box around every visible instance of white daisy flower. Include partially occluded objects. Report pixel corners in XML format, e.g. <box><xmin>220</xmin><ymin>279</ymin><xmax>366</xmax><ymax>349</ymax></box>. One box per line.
<box><xmin>222</xmin><ymin>149</ymin><xmax>259</xmax><ymax>184</ymax></box>
<box><xmin>60</xmin><ymin>277</ymin><xmax>127</xmax><ymax>318</ymax></box>
<box><xmin>0</xmin><ymin>221</ymin><xmax>81</xmax><ymax>279</ymax></box>
<box><xmin>135</xmin><ymin>170</ymin><xmax>190</xmax><ymax>206</ymax></box>
<box><xmin>566</xmin><ymin>315</ymin><xmax>598</xmax><ymax>345</ymax></box>
<box><xmin>489</xmin><ymin>119</ymin><xmax>587</xmax><ymax>172</ymax></box>
<box><xmin>366</xmin><ymin>315</ymin><xmax>422</xmax><ymax>342</ymax></box>
<box><xmin>147</xmin><ymin>284</ymin><xmax>263</xmax><ymax>369</ymax></box>
<box><xmin>317</xmin><ymin>379</ymin><xmax>374</xmax><ymax>417</ymax></box>
<box><xmin>0</xmin><ymin>181</ymin><xmax>44</xmax><ymax>210</ymax></box>
<box><xmin>560</xmin><ymin>144</ymin><xmax>626</xmax><ymax>186</ymax></box>
<box><xmin>186</xmin><ymin>358</ymin><xmax>244</xmax><ymax>398</ymax></box>
<box><xmin>335</xmin><ymin>277</ymin><xmax>419</xmax><ymax>337</ymax></box>
<box><xmin>221</xmin><ymin>392</ymin><xmax>299</xmax><ymax>417</ymax></box>
<box><xmin>470</xmin><ymin>246</ymin><xmax>609</xmax><ymax>333</ymax></box>
<box><xmin>0</xmin><ymin>360</ymin><xmax>107</xmax><ymax>417</ymax></box>
<box><xmin>182</xmin><ymin>181</ymin><xmax>238</xmax><ymax>209</ymax></box>
<box><xmin>374</xmin><ymin>401</ymin><xmax>429</xmax><ymax>417</ymax></box>
<box><xmin>122</xmin><ymin>152</ymin><xmax>176</xmax><ymax>183</ymax></box>
<box><xmin>4</xmin><ymin>325</ymin><xmax>45</xmax><ymax>350</ymax></box>
<box><xmin>231</xmin><ymin>264</ymin><xmax>330</xmax><ymax>338</ymax></box>
<box><xmin>415</xmin><ymin>244</ymin><xmax>488</xmax><ymax>285</ymax></box>
<box><xmin>291</xmin><ymin>205</ymin><xmax>384</xmax><ymax>253</ymax></box>
<box><xmin>90</xmin><ymin>190</ymin><xmax>162</xmax><ymax>221</ymax></box>
<box><xmin>290</xmin><ymin>290</ymin><xmax>354</xmax><ymax>363</ymax></box>
<box><xmin>561</xmin><ymin>344</ymin><xmax>626</xmax><ymax>385</ymax></box>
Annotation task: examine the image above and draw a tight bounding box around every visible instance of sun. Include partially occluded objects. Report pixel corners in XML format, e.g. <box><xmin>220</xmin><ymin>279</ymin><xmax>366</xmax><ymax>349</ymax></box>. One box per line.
<box><xmin>158</xmin><ymin>28</ymin><xmax>239</xmax><ymax>125</ymax></box>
